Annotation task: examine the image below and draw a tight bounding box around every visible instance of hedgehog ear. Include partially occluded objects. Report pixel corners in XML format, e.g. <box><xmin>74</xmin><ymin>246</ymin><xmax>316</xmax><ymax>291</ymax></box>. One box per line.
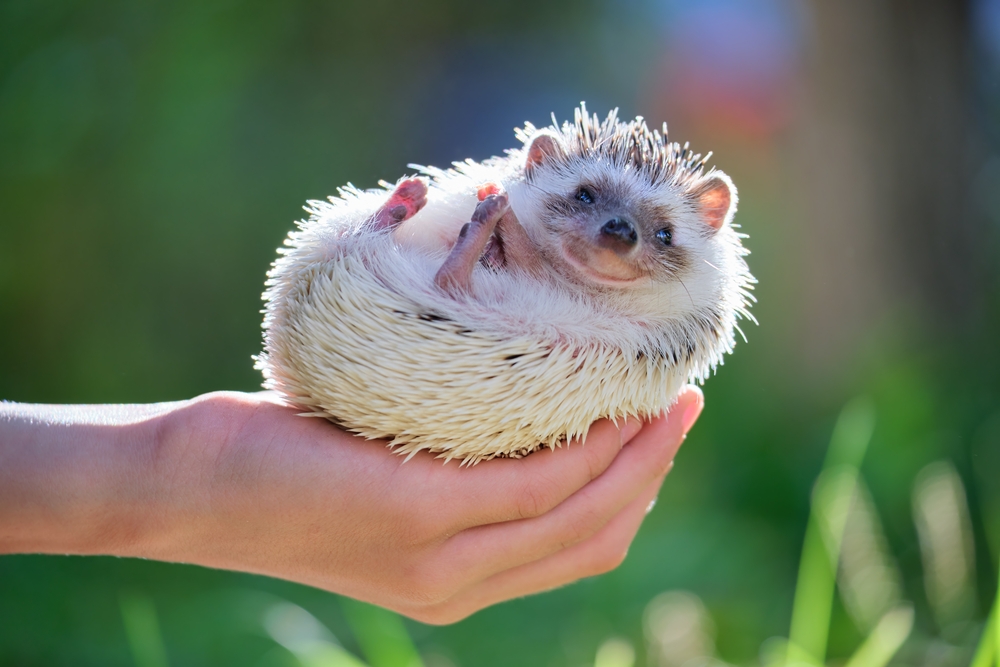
<box><xmin>525</xmin><ymin>132</ymin><xmax>565</xmax><ymax>174</ymax></box>
<box><xmin>693</xmin><ymin>172</ymin><xmax>737</xmax><ymax>231</ymax></box>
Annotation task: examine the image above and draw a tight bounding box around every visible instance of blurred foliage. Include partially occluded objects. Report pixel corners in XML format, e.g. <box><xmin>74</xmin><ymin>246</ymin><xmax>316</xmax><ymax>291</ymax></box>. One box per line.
<box><xmin>1</xmin><ymin>0</ymin><xmax>999</xmax><ymax>666</ymax></box>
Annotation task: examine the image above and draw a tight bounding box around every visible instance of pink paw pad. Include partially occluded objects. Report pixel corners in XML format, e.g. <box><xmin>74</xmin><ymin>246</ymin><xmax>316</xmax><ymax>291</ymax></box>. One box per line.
<box><xmin>477</xmin><ymin>182</ymin><xmax>502</xmax><ymax>201</ymax></box>
<box><xmin>372</xmin><ymin>178</ymin><xmax>428</xmax><ymax>230</ymax></box>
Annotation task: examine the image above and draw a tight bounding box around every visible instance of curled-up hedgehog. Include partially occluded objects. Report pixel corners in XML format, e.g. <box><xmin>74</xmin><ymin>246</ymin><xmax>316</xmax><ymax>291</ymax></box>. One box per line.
<box><xmin>257</xmin><ymin>103</ymin><xmax>755</xmax><ymax>464</ymax></box>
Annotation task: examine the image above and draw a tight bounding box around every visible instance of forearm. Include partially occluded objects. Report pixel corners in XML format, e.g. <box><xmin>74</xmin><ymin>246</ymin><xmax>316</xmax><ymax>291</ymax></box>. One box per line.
<box><xmin>0</xmin><ymin>400</ymin><xmax>183</xmax><ymax>556</ymax></box>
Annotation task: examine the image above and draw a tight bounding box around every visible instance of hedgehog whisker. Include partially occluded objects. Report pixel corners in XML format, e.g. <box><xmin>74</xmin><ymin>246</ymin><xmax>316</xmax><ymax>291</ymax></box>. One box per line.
<box><xmin>677</xmin><ymin>276</ymin><xmax>696</xmax><ymax>312</ymax></box>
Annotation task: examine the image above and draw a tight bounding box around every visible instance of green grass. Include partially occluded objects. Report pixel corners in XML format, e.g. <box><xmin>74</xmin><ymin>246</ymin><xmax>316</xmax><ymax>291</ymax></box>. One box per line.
<box><xmin>340</xmin><ymin>600</ymin><xmax>423</xmax><ymax>667</ymax></box>
<box><xmin>787</xmin><ymin>397</ymin><xmax>877</xmax><ymax>665</ymax></box>
<box><xmin>120</xmin><ymin>592</ymin><xmax>170</xmax><ymax>667</ymax></box>
<box><xmin>971</xmin><ymin>576</ymin><xmax>999</xmax><ymax>667</ymax></box>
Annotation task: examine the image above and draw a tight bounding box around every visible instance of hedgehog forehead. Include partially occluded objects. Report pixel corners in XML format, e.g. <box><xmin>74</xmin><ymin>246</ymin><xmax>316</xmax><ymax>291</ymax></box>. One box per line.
<box><xmin>564</xmin><ymin>125</ymin><xmax>674</xmax><ymax>181</ymax></box>
<box><xmin>517</xmin><ymin>104</ymin><xmax>713</xmax><ymax>190</ymax></box>
<box><xmin>530</xmin><ymin>155</ymin><xmax>683</xmax><ymax>212</ymax></box>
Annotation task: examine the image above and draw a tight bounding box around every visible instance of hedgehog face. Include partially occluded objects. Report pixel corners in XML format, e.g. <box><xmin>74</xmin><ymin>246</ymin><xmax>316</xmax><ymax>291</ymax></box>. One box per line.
<box><xmin>506</xmin><ymin>126</ymin><xmax>737</xmax><ymax>296</ymax></box>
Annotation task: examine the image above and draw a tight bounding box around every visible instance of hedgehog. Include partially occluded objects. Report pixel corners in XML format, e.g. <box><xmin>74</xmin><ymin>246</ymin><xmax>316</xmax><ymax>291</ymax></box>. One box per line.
<box><xmin>256</xmin><ymin>103</ymin><xmax>755</xmax><ymax>464</ymax></box>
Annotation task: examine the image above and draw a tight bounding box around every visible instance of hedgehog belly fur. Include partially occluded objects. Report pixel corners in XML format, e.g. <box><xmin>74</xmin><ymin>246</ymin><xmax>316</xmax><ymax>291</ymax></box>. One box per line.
<box><xmin>259</xmin><ymin>234</ymin><xmax>697</xmax><ymax>464</ymax></box>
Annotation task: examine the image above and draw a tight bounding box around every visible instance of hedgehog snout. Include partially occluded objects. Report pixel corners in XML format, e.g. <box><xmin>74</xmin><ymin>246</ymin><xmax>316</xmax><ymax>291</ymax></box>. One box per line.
<box><xmin>599</xmin><ymin>217</ymin><xmax>638</xmax><ymax>252</ymax></box>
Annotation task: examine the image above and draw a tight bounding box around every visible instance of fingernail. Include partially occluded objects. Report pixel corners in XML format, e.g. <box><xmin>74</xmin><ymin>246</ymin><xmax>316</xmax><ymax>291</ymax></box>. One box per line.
<box><xmin>619</xmin><ymin>418</ymin><xmax>643</xmax><ymax>446</ymax></box>
<box><xmin>681</xmin><ymin>396</ymin><xmax>703</xmax><ymax>434</ymax></box>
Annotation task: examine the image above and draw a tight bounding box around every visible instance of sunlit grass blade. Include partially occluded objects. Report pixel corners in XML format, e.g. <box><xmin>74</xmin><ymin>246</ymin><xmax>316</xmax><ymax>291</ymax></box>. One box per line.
<box><xmin>783</xmin><ymin>640</ymin><xmax>824</xmax><ymax>667</ymax></box>
<box><xmin>823</xmin><ymin>397</ymin><xmax>876</xmax><ymax>470</ymax></box>
<box><xmin>644</xmin><ymin>590</ymin><xmax>719</xmax><ymax>667</ymax></box>
<box><xmin>119</xmin><ymin>591</ymin><xmax>170</xmax><ymax>667</ymax></box>
<box><xmin>788</xmin><ymin>513</ymin><xmax>838</xmax><ymax>665</ymax></box>
<box><xmin>971</xmin><ymin>571</ymin><xmax>999</xmax><ymax>667</ymax></box>
<box><xmin>293</xmin><ymin>644</ymin><xmax>371</xmax><ymax>667</ymax></box>
<box><xmin>842</xmin><ymin>604</ymin><xmax>913</xmax><ymax>667</ymax></box>
<box><xmin>340</xmin><ymin>599</ymin><xmax>424</xmax><ymax>667</ymax></box>
<box><xmin>787</xmin><ymin>397</ymin><xmax>876</xmax><ymax>665</ymax></box>
<box><xmin>837</xmin><ymin>477</ymin><xmax>903</xmax><ymax>632</ymax></box>
<box><xmin>913</xmin><ymin>461</ymin><xmax>977</xmax><ymax>630</ymax></box>
<box><xmin>759</xmin><ymin>638</ymin><xmax>826</xmax><ymax>667</ymax></box>
<box><xmin>789</xmin><ymin>468</ymin><xmax>861</xmax><ymax>665</ymax></box>
<box><xmin>263</xmin><ymin>601</ymin><xmax>369</xmax><ymax>667</ymax></box>
<box><xmin>594</xmin><ymin>637</ymin><xmax>635</xmax><ymax>667</ymax></box>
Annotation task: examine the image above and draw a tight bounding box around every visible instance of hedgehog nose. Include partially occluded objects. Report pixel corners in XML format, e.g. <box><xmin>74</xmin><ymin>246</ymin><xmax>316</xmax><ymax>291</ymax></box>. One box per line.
<box><xmin>600</xmin><ymin>217</ymin><xmax>638</xmax><ymax>247</ymax></box>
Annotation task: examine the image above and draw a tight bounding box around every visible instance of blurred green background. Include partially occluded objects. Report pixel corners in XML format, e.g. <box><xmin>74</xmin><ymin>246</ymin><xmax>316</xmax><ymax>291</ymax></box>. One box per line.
<box><xmin>2</xmin><ymin>0</ymin><xmax>999</xmax><ymax>666</ymax></box>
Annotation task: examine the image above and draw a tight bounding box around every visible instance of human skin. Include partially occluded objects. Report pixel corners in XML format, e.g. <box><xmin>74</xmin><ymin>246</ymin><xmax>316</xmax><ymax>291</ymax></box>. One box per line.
<box><xmin>0</xmin><ymin>386</ymin><xmax>703</xmax><ymax>624</ymax></box>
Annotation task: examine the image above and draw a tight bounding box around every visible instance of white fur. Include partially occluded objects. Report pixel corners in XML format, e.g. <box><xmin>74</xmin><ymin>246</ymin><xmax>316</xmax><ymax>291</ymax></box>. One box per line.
<box><xmin>256</xmin><ymin>109</ymin><xmax>755</xmax><ymax>463</ymax></box>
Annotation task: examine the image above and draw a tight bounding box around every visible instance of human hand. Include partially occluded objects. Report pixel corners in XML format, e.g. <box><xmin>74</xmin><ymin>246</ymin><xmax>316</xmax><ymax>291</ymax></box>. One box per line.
<box><xmin>154</xmin><ymin>387</ymin><xmax>702</xmax><ymax>622</ymax></box>
<box><xmin>0</xmin><ymin>386</ymin><xmax>703</xmax><ymax>624</ymax></box>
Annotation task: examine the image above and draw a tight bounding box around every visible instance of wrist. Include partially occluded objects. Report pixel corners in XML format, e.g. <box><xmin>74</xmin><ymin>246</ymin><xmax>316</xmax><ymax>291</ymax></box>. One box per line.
<box><xmin>0</xmin><ymin>400</ymin><xmax>186</xmax><ymax>557</ymax></box>
<box><xmin>120</xmin><ymin>391</ymin><xmax>269</xmax><ymax>565</ymax></box>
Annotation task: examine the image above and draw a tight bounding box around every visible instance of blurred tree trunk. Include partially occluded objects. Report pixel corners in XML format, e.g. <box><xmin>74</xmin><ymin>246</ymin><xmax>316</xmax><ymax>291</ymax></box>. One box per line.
<box><xmin>794</xmin><ymin>0</ymin><xmax>982</xmax><ymax>371</ymax></box>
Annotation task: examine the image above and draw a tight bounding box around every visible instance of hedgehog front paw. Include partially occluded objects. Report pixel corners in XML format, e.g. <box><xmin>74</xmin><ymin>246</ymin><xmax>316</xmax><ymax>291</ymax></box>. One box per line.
<box><xmin>434</xmin><ymin>193</ymin><xmax>510</xmax><ymax>297</ymax></box>
<box><xmin>371</xmin><ymin>178</ymin><xmax>429</xmax><ymax>230</ymax></box>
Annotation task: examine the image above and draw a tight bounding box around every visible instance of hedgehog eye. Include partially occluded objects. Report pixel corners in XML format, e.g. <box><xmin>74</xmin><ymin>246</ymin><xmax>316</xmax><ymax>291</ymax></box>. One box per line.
<box><xmin>575</xmin><ymin>188</ymin><xmax>595</xmax><ymax>205</ymax></box>
<box><xmin>656</xmin><ymin>228</ymin><xmax>673</xmax><ymax>246</ymax></box>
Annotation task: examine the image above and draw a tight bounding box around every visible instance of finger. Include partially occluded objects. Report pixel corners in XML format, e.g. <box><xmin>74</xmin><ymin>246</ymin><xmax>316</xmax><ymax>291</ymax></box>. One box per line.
<box><xmin>444</xmin><ymin>386</ymin><xmax>702</xmax><ymax>583</ymax></box>
<box><xmin>434</xmin><ymin>415</ymin><xmax>645</xmax><ymax>530</ymax></box>
<box><xmin>407</xmin><ymin>473</ymin><xmax>667</xmax><ymax>624</ymax></box>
